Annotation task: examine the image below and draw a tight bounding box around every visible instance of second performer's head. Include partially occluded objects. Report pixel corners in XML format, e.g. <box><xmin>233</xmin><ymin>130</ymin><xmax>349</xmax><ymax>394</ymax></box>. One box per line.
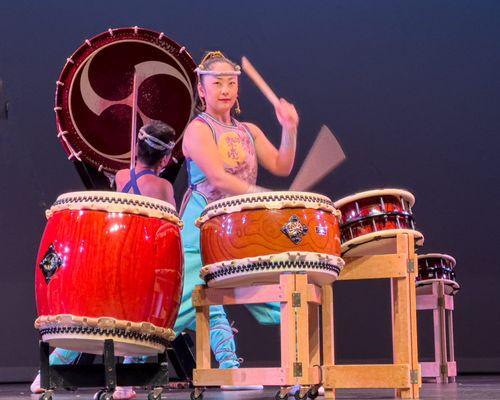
<box><xmin>195</xmin><ymin>51</ymin><xmax>241</xmax><ymax>117</ymax></box>
<box><xmin>137</xmin><ymin>120</ymin><xmax>176</xmax><ymax>172</ymax></box>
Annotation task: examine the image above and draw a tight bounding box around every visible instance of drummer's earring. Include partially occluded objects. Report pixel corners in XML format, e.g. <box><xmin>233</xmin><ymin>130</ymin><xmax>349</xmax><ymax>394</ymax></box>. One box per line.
<box><xmin>234</xmin><ymin>98</ymin><xmax>241</xmax><ymax>115</ymax></box>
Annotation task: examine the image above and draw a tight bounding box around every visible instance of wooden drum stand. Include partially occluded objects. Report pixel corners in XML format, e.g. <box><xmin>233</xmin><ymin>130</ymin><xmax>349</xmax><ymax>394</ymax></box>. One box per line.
<box><xmin>322</xmin><ymin>233</ymin><xmax>421</xmax><ymax>399</ymax></box>
<box><xmin>416</xmin><ymin>281</ymin><xmax>457</xmax><ymax>383</ymax></box>
<box><xmin>191</xmin><ymin>273</ymin><xmax>324</xmax><ymax>399</ymax></box>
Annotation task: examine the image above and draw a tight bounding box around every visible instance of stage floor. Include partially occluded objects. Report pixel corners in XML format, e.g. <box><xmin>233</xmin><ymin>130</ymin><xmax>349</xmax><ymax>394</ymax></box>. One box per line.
<box><xmin>1</xmin><ymin>375</ymin><xmax>499</xmax><ymax>399</ymax></box>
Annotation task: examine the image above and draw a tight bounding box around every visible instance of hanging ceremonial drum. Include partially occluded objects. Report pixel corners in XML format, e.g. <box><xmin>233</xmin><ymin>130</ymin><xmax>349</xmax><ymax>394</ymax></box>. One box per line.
<box><xmin>334</xmin><ymin>188</ymin><xmax>424</xmax><ymax>256</ymax></box>
<box><xmin>416</xmin><ymin>253</ymin><xmax>459</xmax><ymax>295</ymax></box>
<box><xmin>35</xmin><ymin>192</ymin><xmax>184</xmax><ymax>356</ymax></box>
<box><xmin>54</xmin><ymin>26</ymin><xmax>196</xmax><ymax>188</ymax></box>
<box><xmin>197</xmin><ymin>191</ymin><xmax>344</xmax><ymax>288</ymax></box>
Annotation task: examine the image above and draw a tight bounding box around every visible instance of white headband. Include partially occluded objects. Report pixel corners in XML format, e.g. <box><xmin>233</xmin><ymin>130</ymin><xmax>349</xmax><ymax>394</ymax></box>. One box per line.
<box><xmin>195</xmin><ymin>62</ymin><xmax>241</xmax><ymax>77</ymax></box>
<box><xmin>138</xmin><ymin>128</ymin><xmax>175</xmax><ymax>151</ymax></box>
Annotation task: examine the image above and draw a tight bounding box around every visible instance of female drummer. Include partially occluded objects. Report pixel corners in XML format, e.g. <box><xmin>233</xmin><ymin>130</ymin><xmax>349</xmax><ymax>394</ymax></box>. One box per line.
<box><xmin>174</xmin><ymin>51</ymin><xmax>299</xmax><ymax>374</ymax></box>
<box><xmin>115</xmin><ymin>120</ymin><xmax>176</xmax><ymax>203</ymax></box>
<box><xmin>31</xmin><ymin>121</ymin><xmax>177</xmax><ymax>399</ymax></box>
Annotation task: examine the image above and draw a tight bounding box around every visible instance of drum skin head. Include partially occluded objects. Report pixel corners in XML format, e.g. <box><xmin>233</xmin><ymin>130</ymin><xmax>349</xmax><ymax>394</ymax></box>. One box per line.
<box><xmin>55</xmin><ymin>27</ymin><xmax>196</xmax><ymax>174</ymax></box>
<box><xmin>341</xmin><ymin>229</ymin><xmax>424</xmax><ymax>256</ymax></box>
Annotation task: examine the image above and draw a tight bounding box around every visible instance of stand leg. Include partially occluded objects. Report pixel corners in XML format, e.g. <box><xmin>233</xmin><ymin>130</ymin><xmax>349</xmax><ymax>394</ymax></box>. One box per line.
<box><xmin>39</xmin><ymin>341</ymin><xmax>51</xmax><ymax>391</ymax></box>
<box><xmin>448</xmin><ymin>307</ymin><xmax>456</xmax><ymax>382</ymax></box>
<box><xmin>322</xmin><ymin>284</ymin><xmax>336</xmax><ymax>399</ymax></box>
<box><xmin>392</xmin><ymin>234</ymin><xmax>419</xmax><ymax>399</ymax></box>
<box><xmin>103</xmin><ymin>339</ymin><xmax>117</xmax><ymax>392</ymax></box>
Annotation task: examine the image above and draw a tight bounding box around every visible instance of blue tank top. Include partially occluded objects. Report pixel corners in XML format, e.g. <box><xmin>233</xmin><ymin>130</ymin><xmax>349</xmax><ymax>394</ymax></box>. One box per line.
<box><xmin>121</xmin><ymin>168</ymin><xmax>156</xmax><ymax>195</ymax></box>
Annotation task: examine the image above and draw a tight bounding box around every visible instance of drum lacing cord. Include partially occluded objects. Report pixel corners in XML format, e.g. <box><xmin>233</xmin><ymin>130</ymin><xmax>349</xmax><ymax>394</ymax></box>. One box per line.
<box><xmin>211</xmin><ymin>320</ymin><xmax>244</xmax><ymax>365</ymax></box>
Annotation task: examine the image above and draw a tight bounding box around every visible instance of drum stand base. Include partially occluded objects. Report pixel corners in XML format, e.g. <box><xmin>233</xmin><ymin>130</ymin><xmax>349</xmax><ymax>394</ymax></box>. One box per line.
<box><xmin>191</xmin><ymin>273</ymin><xmax>323</xmax><ymax>400</ymax></box>
<box><xmin>38</xmin><ymin>339</ymin><xmax>169</xmax><ymax>400</ymax></box>
<box><xmin>416</xmin><ymin>281</ymin><xmax>457</xmax><ymax>383</ymax></box>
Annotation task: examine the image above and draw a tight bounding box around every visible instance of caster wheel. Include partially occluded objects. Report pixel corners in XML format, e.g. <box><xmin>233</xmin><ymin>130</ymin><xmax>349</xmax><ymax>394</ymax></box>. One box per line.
<box><xmin>294</xmin><ymin>390</ymin><xmax>309</xmax><ymax>400</ymax></box>
<box><xmin>94</xmin><ymin>389</ymin><xmax>114</xmax><ymax>400</ymax></box>
<box><xmin>148</xmin><ymin>387</ymin><xmax>163</xmax><ymax>400</ymax></box>
<box><xmin>190</xmin><ymin>388</ymin><xmax>204</xmax><ymax>400</ymax></box>
<box><xmin>308</xmin><ymin>387</ymin><xmax>319</xmax><ymax>399</ymax></box>
<box><xmin>275</xmin><ymin>391</ymin><xmax>289</xmax><ymax>400</ymax></box>
<box><xmin>39</xmin><ymin>393</ymin><xmax>52</xmax><ymax>400</ymax></box>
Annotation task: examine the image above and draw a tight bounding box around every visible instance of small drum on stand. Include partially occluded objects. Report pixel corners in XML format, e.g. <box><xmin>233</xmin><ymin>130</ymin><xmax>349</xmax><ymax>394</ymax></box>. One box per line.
<box><xmin>416</xmin><ymin>253</ymin><xmax>459</xmax><ymax>295</ymax></box>
<box><xmin>35</xmin><ymin>191</ymin><xmax>184</xmax><ymax>356</ymax></box>
<box><xmin>197</xmin><ymin>191</ymin><xmax>344</xmax><ymax>288</ymax></box>
<box><xmin>334</xmin><ymin>188</ymin><xmax>424</xmax><ymax>256</ymax></box>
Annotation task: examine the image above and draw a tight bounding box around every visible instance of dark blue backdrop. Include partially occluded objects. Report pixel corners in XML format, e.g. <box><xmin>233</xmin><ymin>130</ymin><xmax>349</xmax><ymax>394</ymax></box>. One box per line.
<box><xmin>1</xmin><ymin>0</ymin><xmax>499</xmax><ymax>381</ymax></box>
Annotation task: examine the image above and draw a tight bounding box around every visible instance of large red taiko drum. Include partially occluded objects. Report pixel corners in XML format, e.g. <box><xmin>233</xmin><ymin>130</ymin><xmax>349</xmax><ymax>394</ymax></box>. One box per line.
<box><xmin>35</xmin><ymin>191</ymin><xmax>183</xmax><ymax>356</ymax></box>
<box><xmin>334</xmin><ymin>188</ymin><xmax>424</xmax><ymax>256</ymax></box>
<box><xmin>197</xmin><ymin>191</ymin><xmax>344</xmax><ymax>288</ymax></box>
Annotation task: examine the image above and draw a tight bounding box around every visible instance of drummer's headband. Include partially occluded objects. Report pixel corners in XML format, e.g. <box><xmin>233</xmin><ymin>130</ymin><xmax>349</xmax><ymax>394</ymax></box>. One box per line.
<box><xmin>195</xmin><ymin>50</ymin><xmax>241</xmax><ymax>77</ymax></box>
<box><xmin>195</xmin><ymin>67</ymin><xmax>241</xmax><ymax>77</ymax></box>
<box><xmin>138</xmin><ymin>129</ymin><xmax>175</xmax><ymax>151</ymax></box>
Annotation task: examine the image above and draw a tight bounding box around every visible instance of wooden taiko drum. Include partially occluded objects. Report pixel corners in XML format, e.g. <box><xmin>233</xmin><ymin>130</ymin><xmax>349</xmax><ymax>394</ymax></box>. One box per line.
<box><xmin>416</xmin><ymin>253</ymin><xmax>459</xmax><ymax>295</ymax></box>
<box><xmin>35</xmin><ymin>191</ymin><xmax>183</xmax><ymax>356</ymax></box>
<box><xmin>197</xmin><ymin>191</ymin><xmax>344</xmax><ymax>288</ymax></box>
<box><xmin>334</xmin><ymin>188</ymin><xmax>424</xmax><ymax>256</ymax></box>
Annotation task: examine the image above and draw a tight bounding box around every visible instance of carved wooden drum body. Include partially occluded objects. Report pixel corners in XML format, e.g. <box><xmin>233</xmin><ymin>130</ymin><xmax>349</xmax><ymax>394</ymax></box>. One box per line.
<box><xmin>35</xmin><ymin>192</ymin><xmax>183</xmax><ymax>356</ymax></box>
<box><xmin>197</xmin><ymin>192</ymin><xmax>344</xmax><ymax>288</ymax></box>
<box><xmin>334</xmin><ymin>189</ymin><xmax>424</xmax><ymax>256</ymax></box>
<box><xmin>416</xmin><ymin>253</ymin><xmax>459</xmax><ymax>295</ymax></box>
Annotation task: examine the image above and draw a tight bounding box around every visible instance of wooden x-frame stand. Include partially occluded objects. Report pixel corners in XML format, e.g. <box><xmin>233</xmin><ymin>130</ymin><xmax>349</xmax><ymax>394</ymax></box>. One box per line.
<box><xmin>322</xmin><ymin>233</ymin><xmax>421</xmax><ymax>399</ymax></box>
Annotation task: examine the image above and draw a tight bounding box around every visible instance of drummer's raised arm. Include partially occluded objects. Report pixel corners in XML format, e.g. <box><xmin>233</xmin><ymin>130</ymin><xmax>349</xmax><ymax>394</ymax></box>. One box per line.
<box><xmin>183</xmin><ymin>120</ymin><xmax>264</xmax><ymax>195</ymax></box>
<box><xmin>245</xmin><ymin>98</ymin><xmax>299</xmax><ymax>177</ymax></box>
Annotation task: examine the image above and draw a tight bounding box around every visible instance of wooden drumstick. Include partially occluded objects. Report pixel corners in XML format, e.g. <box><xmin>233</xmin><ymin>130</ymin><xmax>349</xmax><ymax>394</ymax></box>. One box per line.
<box><xmin>241</xmin><ymin>56</ymin><xmax>280</xmax><ymax>107</ymax></box>
<box><xmin>289</xmin><ymin>125</ymin><xmax>346</xmax><ymax>192</ymax></box>
<box><xmin>130</xmin><ymin>71</ymin><xmax>139</xmax><ymax>169</ymax></box>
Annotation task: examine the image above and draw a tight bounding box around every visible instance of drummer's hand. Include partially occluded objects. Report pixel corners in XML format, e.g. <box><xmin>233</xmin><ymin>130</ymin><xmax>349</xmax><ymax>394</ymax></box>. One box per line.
<box><xmin>275</xmin><ymin>98</ymin><xmax>299</xmax><ymax>133</ymax></box>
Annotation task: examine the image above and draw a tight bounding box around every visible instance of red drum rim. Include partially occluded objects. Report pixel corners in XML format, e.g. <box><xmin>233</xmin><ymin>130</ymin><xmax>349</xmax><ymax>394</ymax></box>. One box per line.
<box><xmin>54</xmin><ymin>26</ymin><xmax>196</xmax><ymax>174</ymax></box>
<box><xmin>417</xmin><ymin>253</ymin><xmax>456</xmax><ymax>268</ymax></box>
<box><xmin>46</xmin><ymin>190</ymin><xmax>182</xmax><ymax>226</ymax></box>
<box><xmin>197</xmin><ymin>191</ymin><xmax>338</xmax><ymax>226</ymax></box>
<box><xmin>341</xmin><ymin>228</ymin><xmax>424</xmax><ymax>256</ymax></box>
<box><xmin>334</xmin><ymin>188</ymin><xmax>415</xmax><ymax>209</ymax></box>
<box><xmin>200</xmin><ymin>251</ymin><xmax>344</xmax><ymax>288</ymax></box>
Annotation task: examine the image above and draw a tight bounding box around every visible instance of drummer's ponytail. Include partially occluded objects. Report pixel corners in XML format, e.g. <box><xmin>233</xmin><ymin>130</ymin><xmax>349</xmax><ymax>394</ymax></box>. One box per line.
<box><xmin>137</xmin><ymin>121</ymin><xmax>176</xmax><ymax>167</ymax></box>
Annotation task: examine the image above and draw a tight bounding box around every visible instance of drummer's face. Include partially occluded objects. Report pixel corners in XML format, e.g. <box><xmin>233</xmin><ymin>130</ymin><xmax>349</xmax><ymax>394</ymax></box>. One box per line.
<box><xmin>199</xmin><ymin>62</ymin><xmax>239</xmax><ymax>114</ymax></box>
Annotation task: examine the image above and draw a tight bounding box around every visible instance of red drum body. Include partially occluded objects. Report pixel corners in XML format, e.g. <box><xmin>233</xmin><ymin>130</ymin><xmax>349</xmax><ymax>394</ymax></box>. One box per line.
<box><xmin>334</xmin><ymin>189</ymin><xmax>424</xmax><ymax>256</ymax></box>
<box><xmin>35</xmin><ymin>192</ymin><xmax>183</xmax><ymax>356</ymax></box>
<box><xmin>416</xmin><ymin>253</ymin><xmax>459</xmax><ymax>295</ymax></box>
<box><xmin>198</xmin><ymin>192</ymin><xmax>344</xmax><ymax>288</ymax></box>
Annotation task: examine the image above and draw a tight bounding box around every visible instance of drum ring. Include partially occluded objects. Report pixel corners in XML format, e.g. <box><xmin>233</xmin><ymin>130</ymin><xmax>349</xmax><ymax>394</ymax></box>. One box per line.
<box><xmin>204</xmin><ymin>259</ymin><xmax>342</xmax><ymax>284</ymax></box>
<box><xmin>201</xmin><ymin>193</ymin><xmax>335</xmax><ymax>217</ymax></box>
<box><xmin>52</xmin><ymin>195</ymin><xmax>180</xmax><ymax>218</ymax></box>
<box><xmin>39</xmin><ymin>326</ymin><xmax>170</xmax><ymax>347</ymax></box>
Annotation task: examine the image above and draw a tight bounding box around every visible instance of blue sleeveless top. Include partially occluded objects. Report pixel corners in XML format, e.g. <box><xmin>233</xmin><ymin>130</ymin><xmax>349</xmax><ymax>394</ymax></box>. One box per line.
<box><xmin>121</xmin><ymin>168</ymin><xmax>156</xmax><ymax>195</ymax></box>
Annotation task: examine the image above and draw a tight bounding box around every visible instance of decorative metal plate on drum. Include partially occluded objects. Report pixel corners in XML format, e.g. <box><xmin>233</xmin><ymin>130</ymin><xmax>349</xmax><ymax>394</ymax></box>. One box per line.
<box><xmin>54</xmin><ymin>27</ymin><xmax>196</xmax><ymax>176</ymax></box>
